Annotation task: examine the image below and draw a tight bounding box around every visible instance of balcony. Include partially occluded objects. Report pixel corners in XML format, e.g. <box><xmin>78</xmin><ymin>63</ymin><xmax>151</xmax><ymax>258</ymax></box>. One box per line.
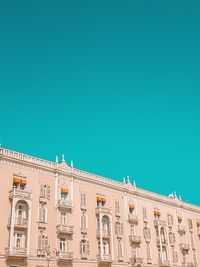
<box><xmin>5</xmin><ymin>247</ymin><xmax>27</xmax><ymax>258</ymax></box>
<box><xmin>80</xmin><ymin>227</ymin><xmax>88</xmax><ymax>234</ymax></box>
<box><xmin>130</xmin><ymin>257</ymin><xmax>143</xmax><ymax>266</ymax></box>
<box><xmin>97</xmin><ymin>254</ymin><xmax>112</xmax><ymax>263</ymax></box>
<box><xmin>177</xmin><ymin>225</ymin><xmax>186</xmax><ymax>234</ymax></box>
<box><xmin>129</xmin><ymin>235</ymin><xmax>142</xmax><ymax>244</ymax></box>
<box><xmin>57</xmin><ymin>199</ymin><xmax>73</xmax><ymax>210</ymax></box>
<box><xmin>147</xmin><ymin>258</ymin><xmax>152</xmax><ymax>264</ymax></box>
<box><xmin>118</xmin><ymin>255</ymin><xmax>124</xmax><ymax>262</ymax></box>
<box><xmin>57</xmin><ymin>224</ymin><xmax>74</xmax><ymax>234</ymax></box>
<box><xmin>180</xmin><ymin>243</ymin><xmax>190</xmax><ymax>251</ymax></box>
<box><xmin>58</xmin><ymin>251</ymin><xmax>74</xmax><ymax>261</ymax></box>
<box><xmin>8</xmin><ymin>217</ymin><xmax>28</xmax><ymax>229</ymax></box>
<box><xmin>128</xmin><ymin>214</ymin><xmax>139</xmax><ymax>223</ymax></box>
<box><xmin>95</xmin><ymin>206</ymin><xmax>112</xmax><ymax>215</ymax></box>
<box><xmin>154</xmin><ymin>219</ymin><xmax>167</xmax><ymax>227</ymax></box>
<box><xmin>96</xmin><ymin>229</ymin><xmax>111</xmax><ymax>238</ymax></box>
<box><xmin>9</xmin><ymin>188</ymin><xmax>32</xmax><ymax>200</ymax></box>
<box><xmin>158</xmin><ymin>259</ymin><xmax>170</xmax><ymax>267</ymax></box>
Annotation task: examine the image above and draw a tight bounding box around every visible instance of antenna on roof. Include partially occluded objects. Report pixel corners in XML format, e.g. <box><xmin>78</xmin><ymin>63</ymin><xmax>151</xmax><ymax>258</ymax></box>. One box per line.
<box><xmin>62</xmin><ymin>154</ymin><xmax>65</xmax><ymax>163</ymax></box>
<box><xmin>71</xmin><ymin>160</ymin><xmax>74</xmax><ymax>168</ymax></box>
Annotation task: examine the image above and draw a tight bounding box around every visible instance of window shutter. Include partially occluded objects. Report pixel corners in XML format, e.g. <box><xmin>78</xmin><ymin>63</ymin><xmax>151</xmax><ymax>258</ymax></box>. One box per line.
<box><xmin>46</xmin><ymin>185</ymin><xmax>50</xmax><ymax>200</ymax></box>
<box><xmin>40</xmin><ymin>184</ymin><xmax>45</xmax><ymax>198</ymax></box>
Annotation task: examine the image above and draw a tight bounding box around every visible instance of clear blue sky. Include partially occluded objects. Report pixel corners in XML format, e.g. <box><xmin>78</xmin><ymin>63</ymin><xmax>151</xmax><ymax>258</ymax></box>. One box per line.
<box><xmin>0</xmin><ymin>1</ymin><xmax>200</xmax><ymax>205</ymax></box>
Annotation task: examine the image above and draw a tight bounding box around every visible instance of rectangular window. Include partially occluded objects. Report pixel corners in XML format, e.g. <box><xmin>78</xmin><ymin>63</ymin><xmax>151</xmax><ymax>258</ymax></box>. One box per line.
<box><xmin>142</xmin><ymin>207</ymin><xmax>147</xmax><ymax>221</ymax></box>
<box><xmin>81</xmin><ymin>214</ymin><xmax>87</xmax><ymax>228</ymax></box>
<box><xmin>60</xmin><ymin>238</ymin><xmax>66</xmax><ymax>252</ymax></box>
<box><xmin>39</xmin><ymin>206</ymin><xmax>47</xmax><ymax>223</ymax></box>
<box><xmin>115</xmin><ymin>201</ymin><xmax>120</xmax><ymax>214</ymax></box>
<box><xmin>40</xmin><ymin>184</ymin><xmax>50</xmax><ymax>199</ymax></box>
<box><xmin>80</xmin><ymin>239</ymin><xmax>89</xmax><ymax>254</ymax></box>
<box><xmin>80</xmin><ymin>193</ymin><xmax>86</xmax><ymax>206</ymax></box>
<box><xmin>60</xmin><ymin>212</ymin><xmax>67</xmax><ymax>225</ymax></box>
<box><xmin>38</xmin><ymin>234</ymin><xmax>48</xmax><ymax>250</ymax></box>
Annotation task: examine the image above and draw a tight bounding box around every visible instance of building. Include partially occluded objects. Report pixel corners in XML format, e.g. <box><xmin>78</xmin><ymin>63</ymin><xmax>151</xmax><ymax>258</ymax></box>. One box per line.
<box><xmin>0</xmin><ymin>147</ymin><xmax>200</xmax><ymax>267</ymax></box>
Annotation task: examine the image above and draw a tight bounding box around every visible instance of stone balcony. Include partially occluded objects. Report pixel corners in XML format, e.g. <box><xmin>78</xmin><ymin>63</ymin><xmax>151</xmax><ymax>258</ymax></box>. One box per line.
<box><xmin>58</xmin><ymin>251</ymin><xmax>74</xmax><ymax>261</ymax></box>
<box><xmin>97</xmin><ymin>254</ymin><xmax>112</xmax><ymax>263</ymax></box>
<box><xmin>96</xmin><ymin>229</ymin><xmax>111</xmax><ymax>238</ymax></box>
<box><xmin>128</xmin><ymin>214</ymin><xmax>139</xmax><ymax>223</ymax></box>
<box><xmin>95</xmin><ymin>206</ymin><xmax>112</xmax><ymax>215</ymax></box>
<box><xmin>81</xmin><ymin>252</ymin><xmax>88</xmax><ymax>259</ymax></box>
<box><xmin>56</xmin><ymin>224</ymin><xmax>74</xmax><ymax>234</ymax></box>
<box><xmin>130</xmin><ymin>257</ymin><xmax>143</xmax><ymax>266</ymax></box>
<box><xmin>9</xmin><ymin>188</ymin><xmax>32</xmax><ymax>201</ymax></box>
<box><xmin>154</xmin><ymin>219</ymin><xmax>167</xmax><ymax>227</ymax></box>
<box><xmin>57</xmin><ymin>199</ymin><xmax>73</xmax><ymax>210</ymax></box>
<box><xmin>180</xmin><ymin>243</ymin><xmax>190</xmax><ymax>251</ymax></box>
<box><xmin>177</xmin><ymin>225</ymin><xmax>186</xmax><ymax>234</ymax></box>
<box><xmin>129</xmin><ymin>235</ymin><xmax>142</xmax><ymax>244</ymax></box>
<box><xmin>8</xmin><ymin>217</ymin><xmax>28</xmax><ymax>229</ymax></box>
<box><xmin>158</xmin><ymin>259</ymin><xmax>170</xmax><ymax>267</ymax></box>
<box><xmin>147</xmin><ymin>258</ymin><xmax>152</xmax><ymax>264</ymax></box>
<box><xmin>5</xmin><ymin>247</ymin><xmax>27</xmax><ymax>258</ymax></box>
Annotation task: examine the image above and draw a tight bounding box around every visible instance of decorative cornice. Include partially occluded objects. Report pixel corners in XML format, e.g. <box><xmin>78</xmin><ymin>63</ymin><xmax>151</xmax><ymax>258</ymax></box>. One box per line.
<box><xmin>1</xmin><ymin>147</ymin><xmax>200</xmax><ymax>214</ymax></box>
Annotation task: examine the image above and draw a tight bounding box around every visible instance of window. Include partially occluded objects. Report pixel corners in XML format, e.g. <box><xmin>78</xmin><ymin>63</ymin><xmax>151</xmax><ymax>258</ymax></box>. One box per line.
<box><xmin>61</xmin><ymin>192</ymin><xmax>67</xmax><ymax>200</ymax></box>
<box><xmin>81</xmin><ymin>214</ymin><xmax>87</xmax><ymax>228</ymax></box>
<box><xmin>80</xmin><ymin>239</ymin><xmax>89</xmax><ymax>254</ymax></box>
<box><xmin>39</xmin><ymin>205</ymin><xmax>47</xmax><ymax>223</ymax></box>
<box><xmin>98</xmin><ymin>241</ymin><xmax>109</xmax><ymax>255</ymax></box>
<box><xmin>188</xmin><ymin>219</ymin><xmax>193</xmax><ymax>231</ymax></box>
<box><xmin>117</xmin><ymin>240</ymin><xmax>123</xmax><ymax>257</ymax></box>
<box><xmin>60</xmin><ymin>238</ymin><xmax>67</xmax><ymax>252</ymax></box>
<box><xmin>40</xmin><ymin>184</ymin><xmax>50</xmax><ymax>199</ymax></box>
<box><xmin>142</xmin><ymin>207</ymin><xmax>147</xmax><ymax>221</ymax></box>
<box><xmin>167</xmin><ymin>214</ymin><xmax>174</xmax><ymax>226</ymax></box>
<box><xmin>38</xmin><ymin>234</ymin><xmax>48</xmax><ymax>251</ymax></box>
<box><xmin>115</xmin><ymin>201</ymin><xmax>120</xmax><ymax>214</ymax></box>
<box><xmin>60</xmin><ymin>212</ymin><xmax>67</xmax><ymax>225</ymax></box>
<box><xmin>146</xmin><ymin>243</ymin><xmax>151</xmax><ymax>259</ymax></box>
<box><xmin>15</xmin><ymin>233</ymin><xmax>23</xmax><ymax>248</ymax></box>
<box><xmin>143</xmin><ymin>227</ymin><xmax>151</xmax><ymax>240</ymax></box>
<box><xmin>80</xmin><ymin>193</ymin><xmax>86</xmax><ymax>206</ymax></box>
<box><xmin>169</xmin><ymin>232</ymin><xmax>176</xmax><ymax>245</ymax></box>
<box><xmin>130</xmin><ymin>224</ymin><xmax>136</xmax><ymax>236</ymax></box>
<box><xmin>115</xmin><ymin>222</ymin><xmax>123</xmax><ymax>235</ymax></box>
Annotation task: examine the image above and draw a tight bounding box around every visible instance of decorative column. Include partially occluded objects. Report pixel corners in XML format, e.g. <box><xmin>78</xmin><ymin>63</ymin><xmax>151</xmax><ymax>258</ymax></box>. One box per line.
<box><xmin>100</xmin><ymin>213</ymin><xmax>103</xmax><ymax>258</ymax></box>
<box><xmin>109</xmin><ymin>214</ymin><xmax>114</xmax><ymax>260</ymax></box>
<box><xmin>9</xmin><ymin>197</ymin><xmax>16</xmax><ymax>253</ymax></box>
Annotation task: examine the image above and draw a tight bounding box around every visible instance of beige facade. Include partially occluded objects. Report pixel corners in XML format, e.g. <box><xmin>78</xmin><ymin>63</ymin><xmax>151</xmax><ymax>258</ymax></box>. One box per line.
<box><xmin>0</xmin><ymin>147</ymin><xmax>200</xmax><ymax>267</ymax></box>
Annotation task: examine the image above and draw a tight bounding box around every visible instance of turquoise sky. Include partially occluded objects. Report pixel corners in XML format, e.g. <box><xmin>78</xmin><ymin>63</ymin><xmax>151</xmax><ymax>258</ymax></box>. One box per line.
<box><xmin>0</xmin><ymin>1</ymin><xmax>200</xmax><ymax>205</ymax></box>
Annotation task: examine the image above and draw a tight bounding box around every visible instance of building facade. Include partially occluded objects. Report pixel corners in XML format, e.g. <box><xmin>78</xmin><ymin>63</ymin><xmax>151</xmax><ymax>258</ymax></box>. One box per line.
<box><xmin>0</xmin><ymin>147</ymin><xmax>200</xmax><ymax>267</ymax></box>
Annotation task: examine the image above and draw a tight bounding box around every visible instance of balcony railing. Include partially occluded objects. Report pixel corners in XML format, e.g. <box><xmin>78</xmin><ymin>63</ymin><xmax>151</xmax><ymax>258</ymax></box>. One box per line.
<box><xmin>178</xmin><ymin>225</ymin><xmax>186</xmax><ymax>234</ymax></box>
<box><xmin>182</xmin><ymin>263</ymin><xmax>198</xmax><ymax>267</ymax></box>
<box><xmin>158</xmin><ymin>259</ymin><xmax>170</xmax><ymax>266</ymax></box>
<box><xmin>154</xmin><ymin>219</ymin><xmax>167</xmax><ymax>227</ymax></box>
<box><xmin>180</xmin><ymin>243</ymin><xmax>190</xmax><ymax>251</ymax></box>
<box><xmin>95</xmin><ymin>206</ymin><xmax>112</xmax><ymax>215</ymax></box>
<box><xmin>8</xmin><ymin>217</ymin><xmax>28</xmax><ymax>228</ymax></box>
<box><xmin>56</xmin><ymin>224</ymin><xmax>74</xmax><ymax>234</ymax></box>
<box><xmin>58</xmin><ymin>251</ymin><xmax>74</xmax><ymax>261</ymax></box>
<box><xmin>9</xmin><ymin>188</ymin><xmax>32</xmax><ymax>200</ymax></box>
<box><xmin>128</xmin><ymin>214</ymin><xmax>139</xmax><ymax>223</ymax></box>
<box><xmin>97</xmin><ymin>254</ymin><xmax>112</xmax><ymax>263</ymax></box>
<box><xmin>129</xmin><ymin>235</ymin><xmax>142</xmax><ymax>244</ymax></box>
<box><xmin>57</xmin><ymin>199</ymin><xmax>73</xmax><ymax>210</ymax></box>
<box><xmin>5</xmin><ymin>247</ymin><xmax>27</xmax><ymax>258</ymax></box>
<box><xmin>96</xmin><ymin>229</ymin><xmax>111</xmax><ymax>238</ymax></box>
